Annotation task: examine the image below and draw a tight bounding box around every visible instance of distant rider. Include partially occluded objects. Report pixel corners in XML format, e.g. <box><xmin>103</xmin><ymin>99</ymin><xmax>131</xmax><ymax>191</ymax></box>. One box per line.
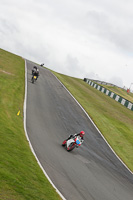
<box><xmin>32</xmin><ymin>66</ymin><xmax>39</xmax><ymax>79</ymax></box>
<box><xmin>32</xmin><ymin>66</ymin><xmax>37</xmax><ymax>75</ymax></box>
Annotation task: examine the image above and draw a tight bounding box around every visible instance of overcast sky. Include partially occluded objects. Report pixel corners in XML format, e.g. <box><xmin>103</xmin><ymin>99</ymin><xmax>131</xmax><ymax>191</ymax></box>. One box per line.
<box><xmin>1</xmin><ymin>0</ymin><xmax>133</xmax><ymax>88</ymax></box>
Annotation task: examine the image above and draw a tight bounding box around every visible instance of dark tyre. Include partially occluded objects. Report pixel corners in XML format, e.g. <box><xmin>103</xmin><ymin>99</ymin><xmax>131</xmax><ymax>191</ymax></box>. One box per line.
<box><xmin>67</xmin><ymin>143</ymin><xmax>75</xmax><ymax>152</ymax></box>
<box><xmin>62</xmin><ymin>140</ymin><xmax>66</xmax><ymax>146</ymax></box>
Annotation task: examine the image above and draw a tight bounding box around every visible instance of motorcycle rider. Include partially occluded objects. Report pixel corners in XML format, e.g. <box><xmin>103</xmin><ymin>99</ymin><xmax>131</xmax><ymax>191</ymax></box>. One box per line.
<box><xmin>32</xmin><ymin>66</ymin><xmax>37</xmax><ymax>75</ymax></box>
<box><xmin>62</xmin><ymin>131</ymin><xmax>85</xmax><ymax>146</ymax></box>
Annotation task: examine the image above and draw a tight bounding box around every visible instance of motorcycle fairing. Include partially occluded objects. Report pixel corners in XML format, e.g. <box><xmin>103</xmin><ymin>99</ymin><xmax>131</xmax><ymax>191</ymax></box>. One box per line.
<box><xmin>66</xmin><ymin>138</ymin><xmax>75</xmax><ymax>148</ymax></box>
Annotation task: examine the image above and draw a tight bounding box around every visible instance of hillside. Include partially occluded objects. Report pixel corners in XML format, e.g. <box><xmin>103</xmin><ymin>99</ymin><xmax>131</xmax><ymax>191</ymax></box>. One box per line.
<box><xmin>102</xmin><ymin>85</ymin><xmax>133</xmax><ymax>103</ymax></box>
<box><xmin>0</xmin><ymin>48</ymin><xmax>133</xmax><ymax>200</ymax></box>
<box><xmin>0</xmin><ymin>48</ymin><xmax>61</xmax><ymax>200</ymax></box>
<box><xmin>51</xmin><ymin>71</ymin><xmax>133</xmax><ymax>172</ymax></box>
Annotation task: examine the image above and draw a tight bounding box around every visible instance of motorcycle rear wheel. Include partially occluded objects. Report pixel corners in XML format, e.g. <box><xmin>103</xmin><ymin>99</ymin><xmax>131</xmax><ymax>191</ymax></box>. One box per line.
<box><xmin>62</xmin><ymin>140</ymin><xmax>66</xmax><ymax>146</ymax></box>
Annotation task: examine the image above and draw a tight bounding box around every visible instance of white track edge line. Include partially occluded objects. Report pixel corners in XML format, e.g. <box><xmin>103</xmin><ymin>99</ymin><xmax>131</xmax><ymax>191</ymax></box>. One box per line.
<box><xmin>52</xmin><ymin>72</ymin><xmax>133</xmax><ymax>175</ymax></box>
<box><xmin>23</xmin><ymin>60</ymin><xmax>66</xmax><ymax>200</ymax></box>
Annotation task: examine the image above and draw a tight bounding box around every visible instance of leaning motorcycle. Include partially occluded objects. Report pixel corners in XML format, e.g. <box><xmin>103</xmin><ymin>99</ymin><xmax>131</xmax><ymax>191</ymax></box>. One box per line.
<box><xmin>62</xmin><ymin>136</ymin><xmax>82</xmax><ymax>152</ymax></box>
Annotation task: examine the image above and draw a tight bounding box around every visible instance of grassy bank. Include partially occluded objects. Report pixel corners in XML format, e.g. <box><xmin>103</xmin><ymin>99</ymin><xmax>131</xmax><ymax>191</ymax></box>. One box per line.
<box><xmin>101</xmin><ymin>85</ymin><xmax>133</xmax><ymax>103</ymax></box>
<box><xmin>0</xmin><ymin>49</ymin><xmax>61</xmax><ymax>200</ymax></box>
<box><xmin>52</xmin><ymin>71</ymin><xmax>133</xmax><ymax>172</ymax></box>
<box><xmin>1</xmin><ymin>47</ymin><xmax>133</xmax><ymax>200</ymax></box>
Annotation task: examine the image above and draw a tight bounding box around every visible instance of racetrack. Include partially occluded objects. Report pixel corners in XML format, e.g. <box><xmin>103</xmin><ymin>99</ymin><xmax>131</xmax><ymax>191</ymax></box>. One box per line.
<box><xmin>26</xmin><ymin>60</ymin><xmax>133</xmax><ymax>200</ymax></box>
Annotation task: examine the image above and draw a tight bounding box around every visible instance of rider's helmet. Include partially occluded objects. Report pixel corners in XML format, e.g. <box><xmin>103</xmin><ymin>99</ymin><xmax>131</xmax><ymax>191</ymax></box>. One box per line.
<box><xmin>34</xmin><ymin>66</ymin><xmax>37</xmax><ymax>70</ymax></box>
<box><xmin>80</xmin><ymin>131</ymin><xmax>85</xmax><ymax>137</ymax></box>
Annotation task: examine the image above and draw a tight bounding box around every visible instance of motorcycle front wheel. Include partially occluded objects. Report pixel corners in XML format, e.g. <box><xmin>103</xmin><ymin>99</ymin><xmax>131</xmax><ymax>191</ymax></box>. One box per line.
<box><xmin>67</xmin><ymin>143</ymin><xmax>75</xmax><ymax>152</ymax></box>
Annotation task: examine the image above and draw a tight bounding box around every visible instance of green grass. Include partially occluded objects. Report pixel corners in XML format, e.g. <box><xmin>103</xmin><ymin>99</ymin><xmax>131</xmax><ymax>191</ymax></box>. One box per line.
<box><xmin>0</xmin><ymin>49</ymin><xmax>61</xmax><ymax>200</ymax></box>
<box><xmin>52</xmin><ymin>72</ymin><xmax>133</xmax><ymax>172</ymax></box>
<box><xmin>98</xmin><ymin>84</ymin><xmax>133</xmax><ymax>103</ymax></box>
<box><xmin>1</xmin><ymin>47</ymin><xmax>133</xmax><ymax>200</ymax></box>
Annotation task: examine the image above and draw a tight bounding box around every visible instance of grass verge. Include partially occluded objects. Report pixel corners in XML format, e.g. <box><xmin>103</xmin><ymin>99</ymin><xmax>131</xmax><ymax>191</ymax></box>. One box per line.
<box><xmin>52</xmin><ymin>71</ymin><xmax>133</xmax><ymax>172</ymax></box>
<box><xmin>100</xmin><ymin>85</ymin><xmax>133</xmax><ymax>103</ymax></box>
<box><xmin>0</xmin><ymin>49</ymin><xmax>61</xmax><ymax>200</ymax></box>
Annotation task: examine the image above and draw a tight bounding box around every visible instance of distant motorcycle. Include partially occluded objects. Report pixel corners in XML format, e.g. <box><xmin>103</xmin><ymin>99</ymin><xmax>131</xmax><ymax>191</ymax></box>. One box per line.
<box><xmin>62</xmin><ymin>135</ymin><xmax>83</xmax><ymax>152</ymax></box>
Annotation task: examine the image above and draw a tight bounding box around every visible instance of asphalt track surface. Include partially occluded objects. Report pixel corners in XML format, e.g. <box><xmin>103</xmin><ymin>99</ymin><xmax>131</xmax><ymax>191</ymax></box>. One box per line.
<box><xmin>26</xmin><ymin>60</ymin><xmax>133</xmax><ymax>200</ymax></box>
